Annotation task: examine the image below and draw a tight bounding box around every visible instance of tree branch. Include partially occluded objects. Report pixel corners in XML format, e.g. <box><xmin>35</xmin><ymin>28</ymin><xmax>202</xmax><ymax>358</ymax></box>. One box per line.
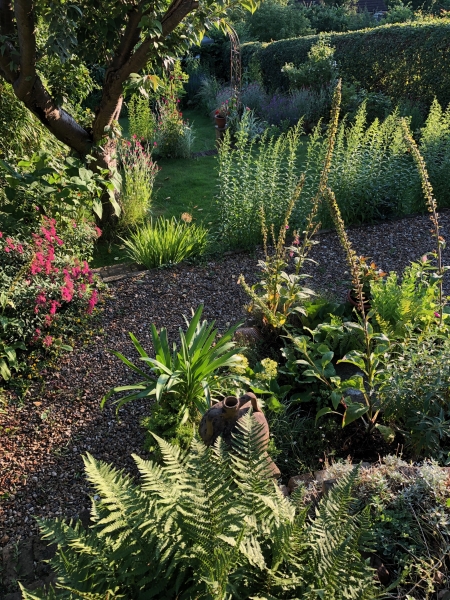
<box><xmin>14</xmin><ymin>0</ymin><xmax>37</xmax><ymax>99</ymax></box>
<box><xmin>92</xmin><ymin>0</ymin><xmax>198</xmax><ymax>141</ymax></box>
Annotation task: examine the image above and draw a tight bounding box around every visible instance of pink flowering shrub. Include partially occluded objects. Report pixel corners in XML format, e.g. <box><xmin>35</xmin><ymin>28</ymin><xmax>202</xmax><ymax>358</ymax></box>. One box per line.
<box><xmin>1</xmin><ymin>216</ymin><xmax>100</xmax><ymax>362</ymax></box>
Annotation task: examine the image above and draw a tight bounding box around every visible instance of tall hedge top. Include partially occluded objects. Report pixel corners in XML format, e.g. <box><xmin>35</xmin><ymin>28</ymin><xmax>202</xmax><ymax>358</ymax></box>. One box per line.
<box><xmin>242</xmin><ymin>20</ymin><xmax>450</xmax><ymax>106</ymax></box>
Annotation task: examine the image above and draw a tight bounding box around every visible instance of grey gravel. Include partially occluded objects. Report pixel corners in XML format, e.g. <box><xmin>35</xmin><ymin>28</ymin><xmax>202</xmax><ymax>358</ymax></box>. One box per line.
<box><xmin>1</xmin><ymin>209</ymin><xmax>450</xmax><ymax>546</ymax></box>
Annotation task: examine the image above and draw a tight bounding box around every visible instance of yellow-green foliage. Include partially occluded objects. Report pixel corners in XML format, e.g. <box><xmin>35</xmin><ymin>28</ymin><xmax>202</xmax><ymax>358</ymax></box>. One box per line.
<box><xmin>23</xmin><ymin>414</ymin><xmax>378</xmax><ymax>600</ymax></box>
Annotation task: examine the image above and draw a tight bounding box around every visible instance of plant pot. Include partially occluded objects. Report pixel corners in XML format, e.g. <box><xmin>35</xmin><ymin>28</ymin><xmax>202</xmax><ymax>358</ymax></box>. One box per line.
<box><xmin>215</xmin><ymin>115</ymin><xmax>226</xmax><ymax>129</ymax></box>
<box><xmin>347</xmin><ymin>289</ymin><xmax>370</xmax><ymax>312</ymax></box>
<box><xmin>199</xmin><ymin>392</ymin><xmax>280</xmax><ymax>478</ymax></box>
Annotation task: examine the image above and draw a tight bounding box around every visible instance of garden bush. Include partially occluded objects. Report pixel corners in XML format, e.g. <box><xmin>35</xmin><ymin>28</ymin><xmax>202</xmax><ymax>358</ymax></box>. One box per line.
<box><xmin>0</xmin><ymin>217</ymin><xmax>100</xmax><ymax>380</ymax></box>
<box><xmin>244</xmin><ymin>0</ymin><xmax>314</xmax><ymax>42</ymax></box>
<box><xmin>117</xmin><ymin>137</ymin><xmax>159</xmax><ymax>230</ymax></box>
<box><xmin>217</xmin><ymin>121</ymin><xmax>303</xmax><ymax>249</ymax></box>
<box><xmin>241</xmin><ymin>20</ymin><xmax>450</xmax><ymax>107</ymax></box>
<box><xmin>121</xmin><ymin>216</ymin><xmax>208</xmax><ymax>268</ymax></box>
<box><xmin>21</xmin><ymin>418</ymin><xmax>378</xmax><ymax>600</ymax></box>
<box><xmin>102</xmin><ymin>305</ymin><xmax>242</xmax><ymax>452</ymax></box>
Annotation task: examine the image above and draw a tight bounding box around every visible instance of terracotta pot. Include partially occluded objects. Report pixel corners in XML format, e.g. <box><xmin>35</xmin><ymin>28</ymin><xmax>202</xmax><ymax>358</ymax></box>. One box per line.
<box><xmin>199</xmin><ymin>392</ymin><xmax>280</xmax><ymax>478</ymax></box>
<box><xmin>215</xmin><ymin>115</ymin><xmax>226</xmax><ymax>129</ymax></box>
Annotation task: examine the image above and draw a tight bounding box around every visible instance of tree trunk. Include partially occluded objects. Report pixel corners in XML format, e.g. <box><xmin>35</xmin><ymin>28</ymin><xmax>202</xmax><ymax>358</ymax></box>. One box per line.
<box><xmin>92</xmin><ymin>98</ymin><xmax>123</xmax><ymax>231</ymax></box>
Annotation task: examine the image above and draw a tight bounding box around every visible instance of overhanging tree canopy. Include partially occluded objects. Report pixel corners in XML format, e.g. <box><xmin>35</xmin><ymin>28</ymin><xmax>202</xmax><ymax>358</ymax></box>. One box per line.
<box><xmin>0</xmin><ymin>0</ymin><xmax>256</xmax><ymax>218</ymax></box>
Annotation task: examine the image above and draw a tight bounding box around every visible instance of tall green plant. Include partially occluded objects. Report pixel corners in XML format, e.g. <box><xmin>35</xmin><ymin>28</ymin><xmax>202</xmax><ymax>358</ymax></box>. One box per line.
<box><xmin>402</xmin><ymin>117</ymin><xmax>447</xmax><ymax>326</ymax></box>
<box><xmin>21</xmin><ymin>416</ymin><xmax>378</xmax><ymax>600</ymax></box>
<box><xmin>297</xmin><ymin>104</ymin><xmax>416</xmax><ymax>227</ymax></box>
<box><xmin>117</xmin><ymin>139</ymin><xmax>158</xmax><ymax>229</ymax></box>
<box><xmin>102</xmin><ymin>305</ymin><xmax>242</xmax><ymax>417</ymax></box>
<box><xmin>239</xmin><ymin>81</ymin><xmax>341</xmax><ymax>328</ymax></box>
<box><xmin>217</xmin><ymin>120</ymin><xmax>303</xmax><ymax>250</ymax></box>
<box><xmin>128</xmin><ymin>94</ymin><xmax>156</xmax><ymax>141</ymax></box>
<box><xmin>121</xmin><ymin>216</ymin><xmax>208</xmax><ymax>268</ymax></box>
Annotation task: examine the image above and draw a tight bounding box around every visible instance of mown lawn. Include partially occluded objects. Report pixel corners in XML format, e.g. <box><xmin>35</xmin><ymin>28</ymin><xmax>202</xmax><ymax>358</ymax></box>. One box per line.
<box><xmin>93</xmin><ymin>108</ymin><xmax>309</xmax><ymax>267</ymax></box>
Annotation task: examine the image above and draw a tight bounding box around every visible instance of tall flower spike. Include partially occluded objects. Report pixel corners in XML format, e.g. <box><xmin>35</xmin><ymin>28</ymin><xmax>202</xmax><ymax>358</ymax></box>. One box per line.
<box><xmin>401</xmin><ymin>118</ymin><xmax>445</xmax><ymax>326</ymax></box>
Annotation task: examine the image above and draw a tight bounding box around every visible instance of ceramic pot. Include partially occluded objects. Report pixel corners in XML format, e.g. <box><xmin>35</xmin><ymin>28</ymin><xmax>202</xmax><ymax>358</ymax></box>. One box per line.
<box><xmin>215</xmin><ymin>115</ymin><xmax>226</xmax><ymax>129</ymax></box>
<box><xmin>199</xmin><ymin>392</ymin><xmax>280</xmax><ymax>478</ymax></box>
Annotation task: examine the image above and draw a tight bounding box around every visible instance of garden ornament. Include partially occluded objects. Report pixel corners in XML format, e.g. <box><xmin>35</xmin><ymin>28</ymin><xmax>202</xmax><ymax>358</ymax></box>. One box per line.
<box><xmin>199</xmin><ymin>392</ymin><xmax>281</xmax><ymax>478</ymax></box>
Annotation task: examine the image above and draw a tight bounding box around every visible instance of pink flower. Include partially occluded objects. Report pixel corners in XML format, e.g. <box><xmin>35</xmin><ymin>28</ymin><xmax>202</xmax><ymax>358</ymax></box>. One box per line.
<box><xmin>36</xmin><ymin>292</ymin><xmax>47</xmax><ymax>305</ymax></box>
<box><xmin>95</xmin><ymin>226</ymin><xmax>102</xmax><ymax>238</ymax></box>
<box><xmin>42</xmin><ymin>335</ymin><xmax>53</xmax><ymax>347</ymax></box>
<box><xmin>49</xmin><ymin>300</ymin><xmax>60</xmax><ymax>315</ymax></box>
<box><xmin>44</xmin><ymin>314</ymin><xmax>53</xmax><ymax>327</ymax></box>
<box><xmin>435</xmin><ymin>312</ymin><xmax>440</xmax><ymax>318</ymax></box>
<box><xmin>285</xmin><ymin>225</ymin><xmax>289</xmax><ymax>230</ymax></box>
<box><xmin>4</xmin><ymin>247</ymin><xmax>10</xmax><ymax>253</ymax></box>
<box><xmin>86</xmin><ymin>289</ymin><xmax>98</xmax><ymax>314</ymax></box>
<box><xmin>61</xmin><ymin>286</ymin><xmax>73</xmax><ymax>302</ymax></box>
<box><xmin>16</xmin><ymin>244</ymin><xmax>23</xmax><ymax>254</ymax></box>
<box><xmin>0</xmin><ymin>232</ymin><xmax>3</xmax><ymax>238</ymax></box>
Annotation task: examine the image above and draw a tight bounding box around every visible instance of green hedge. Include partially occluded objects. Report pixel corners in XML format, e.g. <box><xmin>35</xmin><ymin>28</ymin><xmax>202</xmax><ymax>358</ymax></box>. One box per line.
<box><xmin>241</xmin><ymin>20</ymin><xmax>450</xmax><ymax>106</ymax></box>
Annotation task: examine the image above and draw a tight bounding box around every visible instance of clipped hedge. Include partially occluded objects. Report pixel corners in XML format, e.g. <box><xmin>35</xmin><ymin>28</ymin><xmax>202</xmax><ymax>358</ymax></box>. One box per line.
<box><xmin>241</xmin><ymin>20</ymin><xmax>450</xmax><ymax>106</ymax></box>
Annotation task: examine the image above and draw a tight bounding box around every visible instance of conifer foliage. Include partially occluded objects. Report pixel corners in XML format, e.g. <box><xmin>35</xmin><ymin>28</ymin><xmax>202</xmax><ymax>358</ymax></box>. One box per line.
<box><xmin>22</xmin><ymin>415</ymin><xmax>378</xmax><ymax>599</ymax></box>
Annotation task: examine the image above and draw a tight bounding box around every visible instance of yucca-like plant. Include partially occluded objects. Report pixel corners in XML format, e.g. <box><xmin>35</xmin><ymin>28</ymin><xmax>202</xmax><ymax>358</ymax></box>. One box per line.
<box><xmin>121</xmin><ymin>216</ymin><xmax>208</xmax><ymax>269</ymax></box>
<box><xmin>21</xmin><ymin>414</ymin><xmax>378</xmax><ymax>600</ymax></box>
<box><xmin>102</xmin><ymin>304</ymin><xmax>243</xmax><ymax>417</ymax></box>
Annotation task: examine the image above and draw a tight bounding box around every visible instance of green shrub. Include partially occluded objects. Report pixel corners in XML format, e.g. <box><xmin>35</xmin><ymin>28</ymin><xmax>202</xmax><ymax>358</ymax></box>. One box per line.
<box><xmin>244</xmin><ymin>0</ymin><xmax>314</xmax><ymax>42</ymax></box>
<box><xmin>379</xmin><ymin>335</ymin><xmax>450</xmax><ymax>458</ymax></box>
<box><xmin>128</xmin><ymin>94</ymin><xmax>156</xmax><ymax>141</ymax></box>
<box><xmin>297</xmin><ymin>104</ymin><xmax>416</xmax><ymax>227</ymax></box>
<box><xmin>282</xmin><ymin>35</ymin><xmax>337</xmax><ymax>92</ymax></box>
<box><xmin>242</xmin><ymin>20</ymin><xmax>450</xmax><ymax>107</ymax></box>
<box><xmin>370</xmin><ymin>256</ymin><xmax>442</xmax><ymax>337</ymax></box>
<box><xmin>22</xmin><ymin>417</ymin><xmax>378</xmax><ymax>600</ymax></box>
<box><xmin>121</xmin><ymin>216</ymin><xmax>208</xmax><ymax>268</ymax></box>
<box><xmin>117</xmin><ymin>138</ymin><xmax>159</xmax><ymax>230</ymax></box>
<box><xmin>217</xmin><ymin>121</ymin><xmax>303</xmax><ymax>250</ymax></box>
<box><xmin>103</xmin><ymin>304</ymin><xmax>242</xmax><ymax>451</ymax></box>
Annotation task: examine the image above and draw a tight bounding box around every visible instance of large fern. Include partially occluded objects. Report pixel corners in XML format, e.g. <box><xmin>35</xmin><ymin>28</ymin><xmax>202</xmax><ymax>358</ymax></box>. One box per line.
<box><xmin>22</xmin><ymin>415</ymin><xmax>378</xmax><ymax>600</ymax></box>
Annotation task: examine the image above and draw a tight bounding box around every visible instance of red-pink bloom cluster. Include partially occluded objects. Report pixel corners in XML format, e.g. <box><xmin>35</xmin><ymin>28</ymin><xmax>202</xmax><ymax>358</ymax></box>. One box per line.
<box><xmin>86</xmin><ymin>289</ymin><xmax>98</xmax><ymax>314</ymax></box>
<box><xmin>3</xmin><ymin>236</ymin><xmax>23</xmax><ymax>254</ymax></box>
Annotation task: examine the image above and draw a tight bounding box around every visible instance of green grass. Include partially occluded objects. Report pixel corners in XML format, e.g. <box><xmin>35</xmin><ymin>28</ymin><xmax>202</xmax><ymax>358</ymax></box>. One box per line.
<box><xmin>97</xmin><ymin>108</ymin><xmax>310</xmax><ymax>267</ymax></box>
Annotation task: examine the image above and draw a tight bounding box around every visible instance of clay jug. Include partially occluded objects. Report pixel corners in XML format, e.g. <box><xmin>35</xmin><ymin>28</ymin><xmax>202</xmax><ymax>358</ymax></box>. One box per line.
<box><xmin>199</xmin><ymin>392</ymin><xmax>280</xmax><ymax>478</ymax></box>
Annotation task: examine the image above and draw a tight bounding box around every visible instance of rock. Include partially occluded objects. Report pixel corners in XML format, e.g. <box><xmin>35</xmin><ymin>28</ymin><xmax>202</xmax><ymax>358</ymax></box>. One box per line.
<box><xmin>322</xmin><ymin>479</ymin><xmax>337</xmax><ymax>495</ymax></box>
<box><xmin>288</xmin><ymin>474</ymin><xmax>314</xmax><ymax>493</ymax></box>
<box><xmin>438</xmin><ymin>590</ymin><xmax>450</xmax><ymax>600</ymax></box>
<box><xmin>314</xmin><ymin>470</ymin><xmax>329</xmax><ymax>483</ymax></box>
<box><xmin>0</xmin><ymin>534</ymin><xmax>10</xmax><ymax>545</ymax></box>
<box><xmin>279</xmin><ymin>485</ymin><xmax>289</xmax><ymax>497</ymax></box>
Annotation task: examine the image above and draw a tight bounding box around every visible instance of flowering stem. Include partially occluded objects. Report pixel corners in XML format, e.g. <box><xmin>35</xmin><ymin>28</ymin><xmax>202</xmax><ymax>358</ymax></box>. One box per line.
<box><xmin>401</xmin><ymin>119</ymin><xmax>445</xmax><ymax>327</ymax></box>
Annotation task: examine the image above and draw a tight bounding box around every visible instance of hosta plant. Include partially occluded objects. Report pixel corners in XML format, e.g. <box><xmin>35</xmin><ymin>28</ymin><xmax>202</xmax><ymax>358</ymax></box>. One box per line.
<box><xmin>21</xmin><ymin>414</ymin><xmax>378</xmax><ymax>600</ymax></box>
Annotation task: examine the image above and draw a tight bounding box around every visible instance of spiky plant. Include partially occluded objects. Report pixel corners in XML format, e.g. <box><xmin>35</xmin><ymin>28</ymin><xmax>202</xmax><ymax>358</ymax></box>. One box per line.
<box><xmin>21</xmin><ymin>414</ymin><xmax>378</xmax><ymax>600</ymax></box>
<box><xmin>401</xmin><ymin>118</ymin><xmax>446</xmax><ymax>327</ymax></box>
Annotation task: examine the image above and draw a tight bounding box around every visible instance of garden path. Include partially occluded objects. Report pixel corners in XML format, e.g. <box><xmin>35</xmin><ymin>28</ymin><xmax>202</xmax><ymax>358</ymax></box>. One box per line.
<box><xmin>1</xmin><ymin>210</ymin><xmax>450</xmax><ymax>546</ymax></box>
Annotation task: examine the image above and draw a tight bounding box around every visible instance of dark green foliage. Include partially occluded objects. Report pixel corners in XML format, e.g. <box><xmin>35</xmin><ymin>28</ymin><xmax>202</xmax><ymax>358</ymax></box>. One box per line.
<box><xmin>244</xmin><ymin>1</ymin><xmax>314</xmax><ymax>42</ymax></box>
<box><xmin>22</xmin><ymin>415</ymin><xmax>378</xmax><ymax>599</ymax></box>
<box><xmin>380</xmin><ymin>334</ymin><xmax>450</xmax><ymax>458</ymax></box>
<box><xmin>242</xmin><ymin>20</ymin><xmax>450</xmax><ymax>107</ymax></box>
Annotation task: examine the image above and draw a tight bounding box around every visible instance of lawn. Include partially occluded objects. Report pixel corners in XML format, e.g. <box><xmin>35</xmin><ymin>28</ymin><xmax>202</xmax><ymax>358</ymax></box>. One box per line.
<box><xmin>93</xmin><ymin>108</ymin><xmax>309</xmax><ymax>267</ymax></box>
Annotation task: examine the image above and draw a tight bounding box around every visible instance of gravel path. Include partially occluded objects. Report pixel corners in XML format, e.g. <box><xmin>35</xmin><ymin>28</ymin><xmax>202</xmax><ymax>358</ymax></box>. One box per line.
<box><xmin>1</xmin><ymin>210</ymin><xmax>450</xmax><ymax>546</ymax></box>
